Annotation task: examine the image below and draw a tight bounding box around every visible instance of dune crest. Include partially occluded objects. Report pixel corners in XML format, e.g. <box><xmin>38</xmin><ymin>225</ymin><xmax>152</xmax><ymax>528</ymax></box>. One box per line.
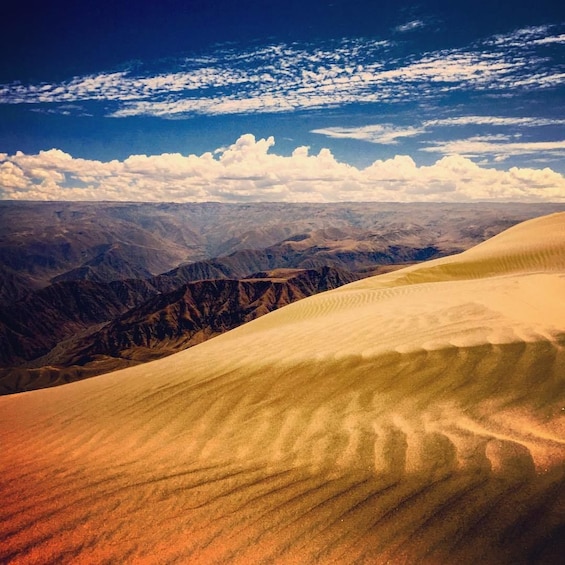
<box><xmin>1</xmin><ymin>213</ymin><xmax>564</xmax><ymax>564</ymax></box>
<box><xmin>343</xmin><ymin>211</ymin><xmax>565</xmax><ymax>287</ymax></box>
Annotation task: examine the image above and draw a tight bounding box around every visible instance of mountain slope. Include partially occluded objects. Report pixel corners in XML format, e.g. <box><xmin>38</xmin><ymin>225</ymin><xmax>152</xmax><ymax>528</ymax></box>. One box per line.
<box><xmin>69</xmin><ymin>267</ymin><xmax>359</xmax><ymax>359</ymax></box>
<box><xmin>0</xmin><ymin>213</ymin><xmax>564</xmax><ymax>564</ymax></box>
<box><xmin>2</xmin><ymin>201</ymin><xmax>562</xmax><ymax>302</ymax></box>
<box><xmin>0</xmin><ymin>267</ymin><xmax>357</xmax><ymax>393</ymax></box>
<box><xmin>0</xmin><ymin>278</ymin><xmax>157</xmax><ymax>366</ymax></box>
<box><xmin>0</xmin><ymin>201</ymin><xmax>203</xmax><ymax>297</ymax></box>
<box><xmin>153</xmin><ymin>238</ymin><xmax>442</xmax><ymax>293</ymax></box>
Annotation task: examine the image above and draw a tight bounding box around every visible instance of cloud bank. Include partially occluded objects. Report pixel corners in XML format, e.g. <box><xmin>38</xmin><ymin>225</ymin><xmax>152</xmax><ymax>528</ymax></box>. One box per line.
<box><xmin>1</xmin><ymin>135</ymin><xmax>564</xmax><ymax>203</ymax></box>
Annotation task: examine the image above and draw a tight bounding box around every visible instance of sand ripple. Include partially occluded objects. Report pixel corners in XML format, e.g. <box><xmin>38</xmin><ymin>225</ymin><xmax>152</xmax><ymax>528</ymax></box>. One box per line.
<box><xmin>1</xmin><ymin>213</ymin><xmax>564</xmax><ymax>563</ymax></box>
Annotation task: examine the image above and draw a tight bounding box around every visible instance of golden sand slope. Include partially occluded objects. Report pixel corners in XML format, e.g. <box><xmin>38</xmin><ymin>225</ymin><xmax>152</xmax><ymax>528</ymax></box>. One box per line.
<box><xmin>1</xmin><ymin>213</ymin><xmax>565</xmax><ymax>564</ymax></box>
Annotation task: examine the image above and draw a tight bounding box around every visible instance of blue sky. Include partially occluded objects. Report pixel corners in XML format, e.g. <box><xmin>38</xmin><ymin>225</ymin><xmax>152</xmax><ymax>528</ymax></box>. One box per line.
<box><xmin>1</xmin><ymin>1</ymin><xmax>564</xmax><ymax>202</ymax></box>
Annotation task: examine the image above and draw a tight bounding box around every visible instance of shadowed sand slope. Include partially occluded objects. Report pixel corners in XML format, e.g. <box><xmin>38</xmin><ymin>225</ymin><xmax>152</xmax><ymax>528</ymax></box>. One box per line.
<box><xmin>1</xmin><ymin>213</ymin><xmax>565</xmax><ymax>564</ymax></box>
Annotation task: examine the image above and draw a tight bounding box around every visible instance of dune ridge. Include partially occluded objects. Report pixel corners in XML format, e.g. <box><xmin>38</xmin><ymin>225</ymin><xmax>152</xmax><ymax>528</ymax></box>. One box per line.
<box><xmin>1</xmin><ymin>212</ymin><xmax>564</xmax><ymax>564</ymax></box>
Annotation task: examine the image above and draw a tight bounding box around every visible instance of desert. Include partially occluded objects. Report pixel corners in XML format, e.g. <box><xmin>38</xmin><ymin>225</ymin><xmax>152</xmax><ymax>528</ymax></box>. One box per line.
<box><xmin>1</xmin><ymin>212</ymin><xmax>564</xmax><ymax>564</ymax></box>
<box><xmin>3</xmin><ymin>2</ymin><xmax>565</xmax><ymax>562</ymax></box>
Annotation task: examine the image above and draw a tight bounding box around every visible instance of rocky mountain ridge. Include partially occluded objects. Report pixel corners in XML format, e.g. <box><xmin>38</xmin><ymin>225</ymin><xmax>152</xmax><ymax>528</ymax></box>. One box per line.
<box><xmin>2</xmin><ymin>201</ymin><xmax>561</xmax><ymax>302</ymax></box>
<box><xmin>0</xmin><ymin>267</ymin><xmax>358</xmax><ymax>393</ymax></box>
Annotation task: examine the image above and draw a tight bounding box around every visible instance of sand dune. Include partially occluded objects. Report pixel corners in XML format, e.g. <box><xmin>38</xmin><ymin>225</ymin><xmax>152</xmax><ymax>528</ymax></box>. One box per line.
<box><xmin>1</xmin><ymin>213</ymin><xmax>564</xmax><ymax>564</ymax></box>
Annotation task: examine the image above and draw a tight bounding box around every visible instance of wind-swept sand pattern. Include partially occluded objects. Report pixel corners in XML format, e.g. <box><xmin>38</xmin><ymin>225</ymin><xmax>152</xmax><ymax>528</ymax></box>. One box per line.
<box><xmin>1</xmin><ymin>213</ymin><xmax>565</xmax><ymax>564</ymax></box>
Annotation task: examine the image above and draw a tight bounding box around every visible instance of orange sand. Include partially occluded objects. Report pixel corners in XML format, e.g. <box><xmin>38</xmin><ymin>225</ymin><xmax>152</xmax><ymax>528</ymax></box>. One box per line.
<box><xmin>1</xmin><ymin>213</ymin><xmax>564</xmax><ymax>564</ymax></box>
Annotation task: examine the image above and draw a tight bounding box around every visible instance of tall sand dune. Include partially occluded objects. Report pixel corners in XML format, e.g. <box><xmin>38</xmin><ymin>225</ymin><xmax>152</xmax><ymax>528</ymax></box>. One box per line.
<box><xmin>1</xmin><ymin>212</ymin><xmax>564</xmax><ymax>564</ymax></box>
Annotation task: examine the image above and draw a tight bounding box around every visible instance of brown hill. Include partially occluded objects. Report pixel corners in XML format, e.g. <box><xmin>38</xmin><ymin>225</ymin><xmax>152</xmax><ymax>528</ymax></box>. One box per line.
<box><xmin>1</xmin><ymin>201</ymin><xmax>562</xmax><ymax>302</ymax></box>
<box><xmin>51</xmin><ymin>244</ymin><xmax>155</xmax><ymax>283</ymax></box>
<box><xmin>0</xmin><ymin>267</ymin><xmax>357</xmax><ymax>393</ymax></box>
<box><xmin>0</xmin><ymin>278</ymin><xmax>157</xmax><ymax>366</ymax></box>
<box><xmin>0</xmin><ymin>201</ymin><xmax>204</xmax><ymax>299</ymax></box>
<box><xmin>154</xmin><ymin>238</ymin><xmax>442</xmax><ymax>293</ymax></box>
<box><xmin>59</xmin><ymin>267</ymin><xmax>358</xmax><ymax>361</ymax></box>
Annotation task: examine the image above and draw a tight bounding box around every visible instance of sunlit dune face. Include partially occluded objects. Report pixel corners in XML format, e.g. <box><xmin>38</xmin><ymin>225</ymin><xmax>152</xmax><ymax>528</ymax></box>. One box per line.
<box><xmin>1</xmin><ymin>213</ymin><xmax>564</xmax><ymax>563</ymax></box>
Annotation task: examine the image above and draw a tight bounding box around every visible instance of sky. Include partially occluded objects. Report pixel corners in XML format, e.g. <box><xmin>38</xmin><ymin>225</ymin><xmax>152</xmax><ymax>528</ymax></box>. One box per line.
<box><xmin>1</xmin><ymin>0</ymin><xmax>564</xmax><ymax>202</ymax></box>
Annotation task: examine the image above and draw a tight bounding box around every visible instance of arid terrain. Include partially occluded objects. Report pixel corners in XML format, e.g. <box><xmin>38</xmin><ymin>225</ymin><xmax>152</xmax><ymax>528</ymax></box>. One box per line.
<box><xmin>1</xmin><ymin>201</ymin><xmax>563</xmax><ymax>393</ymax></box>
<box><xmin>0</xmin><ymin>211</ymin><xmax>564</xmax><ymax>563</ymax></box>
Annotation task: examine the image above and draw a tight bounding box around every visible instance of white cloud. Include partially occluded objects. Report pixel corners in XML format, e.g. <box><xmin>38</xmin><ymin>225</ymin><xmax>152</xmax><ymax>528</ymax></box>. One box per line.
<box><xmin>1</xmin><ymin>135</ymin><xmax>563</xmax><ymax>203</ymax></box>
<box><xmin>312</xmin><ymin>115</ymin><xmax>565</xmax><ymax>164</ymax></box>
<box><xmin>107</xmin><ymin>44</ymin><xmax>549</xmax><ymax>118</ymax></box>
<box><xmin>532</xmin><ymin>33</ymin><xmax>565</xmax><ymax>45</ymax></box>
<box><xmin>0</xmin><ymin>23</ymin><xmax>562</xmax><ymax>118</ymax></box>
<box><xmin>395</xmin><ymin>20</ymin><xmax>426</xmax><ymax>33</ymax></box>
<box><xmin>421</xmin><ymin>138</ymin><xmax>565</xmax><ymax>161</ymax></box>
<box><xmin>484</xmin><ymin>25</ymin><xmax>565</xmax><ymax>50</ymax></box>
<box><xmin>311</xmin><ymin>124</ymin><xmax>425</xmax><ymax>144</ymax></box>
<box><xmin>423</xmin><ymin>116</ymin><xmax>565</xmax><ymax>128</ymax></box>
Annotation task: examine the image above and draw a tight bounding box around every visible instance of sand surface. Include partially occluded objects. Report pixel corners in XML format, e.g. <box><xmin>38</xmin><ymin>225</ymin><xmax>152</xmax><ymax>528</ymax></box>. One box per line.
<box><xmin>1</xmin><ymin>213</ymin><xmax>565</xmax><ymax>564</ymax></box>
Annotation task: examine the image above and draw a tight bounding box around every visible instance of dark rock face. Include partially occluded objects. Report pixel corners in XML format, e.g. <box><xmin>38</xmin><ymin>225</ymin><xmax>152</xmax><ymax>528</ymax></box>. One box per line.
<box><xmin>0</xmin><ymin>278</ymin><xmax>158</xmax><ymax>366</ymax></box>
<box><xmin>78</xmin><ymin>267</ymin><xmax>359</xmax><ymax>355</ymax></box>
<box><xmin>0</xmin><ymin>265</ymin><xmax>36</xmax><ymax>303</ymax></box>
<box><xmin>0</xmin><ymin>267</ymin><xmax>358</xmax><ymax>394</ymax></box>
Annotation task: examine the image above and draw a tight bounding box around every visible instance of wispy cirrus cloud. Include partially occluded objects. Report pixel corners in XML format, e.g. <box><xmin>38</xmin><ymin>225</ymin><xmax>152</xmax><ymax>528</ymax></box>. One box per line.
<box><xmin>311</xmin><ymin>124</ymin><xmax>426</xmax><ymax>144</ymax></box>
<box><xmin>421</xmin><ymin>138</ymin><xmax>565</xmax><ymax>161</ymax></box>
<box><xmin>486</xmin><ymin>25</ymin><xmax>561</xmax><ymax>47</ymax></box>
<box><xmin>532</xmin><ymin>33</ymin><xmax>565</xmax><ymax>45</ymax></box>
<box><xmin>395</xmin><ymin>19</ymin><xmax>426</xmax><ymax>33</ymax></box>
<box><xmin>0</xmin><ymin>40</ymin><xmax>391</xmax><ymax>114</ymax></box>
<box><xmin>312</xmin><ymin>113</ymin><xmax>565</xmax><ymax>164</ymax></box>
<box><xmin>423</xmin><ymin>116</ymin><xmax>565</xmax><ymax>127</ymax></box>
<box><xmin>314</xmin><ymin>116</ymin><xmax>565</xmax><ymax>142</ymax></box>
<box><xmin>1</xmin><ymin>135</ymin><xmax>564</xmax><ymax>203</ymax></box>
<box><xmin>0</xmin><ymin>25</ymin><xmax>562</xmax><ymax>119</ymax></box>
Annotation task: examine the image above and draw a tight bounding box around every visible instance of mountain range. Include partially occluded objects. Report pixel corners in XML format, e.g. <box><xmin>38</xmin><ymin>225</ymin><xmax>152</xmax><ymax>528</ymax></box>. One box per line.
<box><xmin>0</xmin><ymin>201</ymin><xmax>563</xmax><ymax>394</ymax></box>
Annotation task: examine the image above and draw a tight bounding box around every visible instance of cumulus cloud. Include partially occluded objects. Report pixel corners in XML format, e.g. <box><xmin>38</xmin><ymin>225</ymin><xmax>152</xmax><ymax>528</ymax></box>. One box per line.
<box><xmin>1</xmin><ymin>135</ymin><xmax>563</xmax><ymax>203</ymax></box>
